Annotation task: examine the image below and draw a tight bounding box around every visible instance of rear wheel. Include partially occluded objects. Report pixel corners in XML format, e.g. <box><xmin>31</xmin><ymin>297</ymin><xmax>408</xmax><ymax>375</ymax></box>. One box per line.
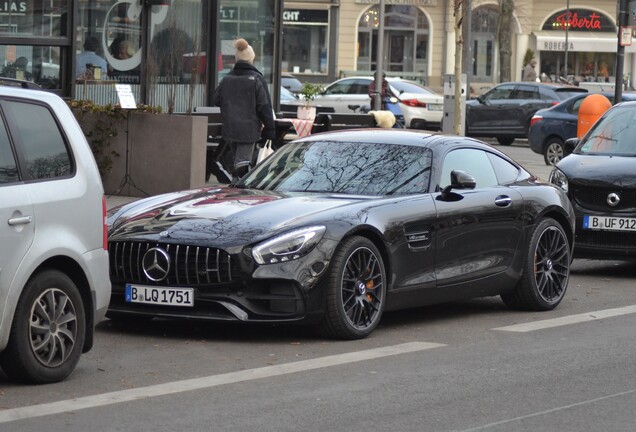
<box><xmin>318</xmin><ymin>236</ymin><xmax>386</xmax><ymax>339</ymax></box>
<box><xmin>543</xmin><ymin>138</ymin><xmax>565</xmax><ymax>166</ymax></box>
<box><xmin>0</xmin><ymin>270</ymin><xmax>86</xmax><ymax>383</ymax></box>
<box><xmin>501</xmin><ymin>218</ymin><xmax>570</xmax><ymax>311</ymax></box>
<box><xmin>496</xmin><ymin>137</ymin><xmax>515</xmax><ymax>146</ymax></box>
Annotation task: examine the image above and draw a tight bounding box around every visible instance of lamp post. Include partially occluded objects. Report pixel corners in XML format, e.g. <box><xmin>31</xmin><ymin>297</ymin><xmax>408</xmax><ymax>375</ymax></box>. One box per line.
<box><xmin>564</xmin><ymin>0</ymin><xmax>569</xmax><ymax>79</ymax></box>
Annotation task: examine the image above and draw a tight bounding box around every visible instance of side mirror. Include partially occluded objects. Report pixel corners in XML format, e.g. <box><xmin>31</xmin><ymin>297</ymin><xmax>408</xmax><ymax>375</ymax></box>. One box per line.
<box><xmin>441</xmin><ymin>170</ymin><xmax>476</xmax><ymax>199</ymax></box>
<box><xmin>477</xmin><ymin>95</ymin><xmax>485</xmax><ymax>104</ymax></box>
<box><xmin>564</xmin><ymin>137</ymin><xmax>579</xmax><ymax>157</ymax></box>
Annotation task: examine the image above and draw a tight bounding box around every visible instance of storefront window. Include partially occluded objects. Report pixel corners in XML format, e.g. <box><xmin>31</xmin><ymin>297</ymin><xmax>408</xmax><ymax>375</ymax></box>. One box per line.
<box><xmin>282</xmin><ymin>9</ymin><xmax>328</xmax><ymax>75</ymax></box>
<box><xmin>75</xmin><ymin>1</ymin><xmax>206</xmax><ymax>113</ymax></box>
<box><xmin>357</xmin><ymin>5</ymin><xmax>429</xmax><ymax>77</ymax></box>
<box><xmin>0</xmin><ymin>1</ymin><xmax>69</xmax><ymax>91</ymax></box>
<box><xmin>219</xmin><ymin>1</ymin><xmax>276</xmax><ymax>84</ymax></box>
<box><xmin>471</xmin><ymin>5</ymin><xmax>498</xmax><ymax>82</ymax></box>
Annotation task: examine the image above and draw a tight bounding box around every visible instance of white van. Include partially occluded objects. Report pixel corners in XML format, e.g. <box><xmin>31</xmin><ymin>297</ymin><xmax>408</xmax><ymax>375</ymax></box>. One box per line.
<box><xmin>0</xmin><ymin>83</ymin><xmax>110</xmax><ymax>383</ymax></box>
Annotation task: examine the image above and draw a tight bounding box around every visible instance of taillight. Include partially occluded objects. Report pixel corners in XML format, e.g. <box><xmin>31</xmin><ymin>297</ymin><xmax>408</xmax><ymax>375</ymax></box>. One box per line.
<box><xmin>401</xmin><ymin>98</ymin><xmax>427</xmax><ymax>108</ymax></box>
<box><xmin>102</xmin><ymin>196</ymin><xmax>108</xmax><ymax>250</ymax></box>
<box><xmin>551</xmin><ymin>101</ymin><xmax>560</xmax><ymax>106</ymax></box>
<box><xmin>530</xmin><ymin>115</ymin><xmax>542</xmax><ymax>127</ymax></box>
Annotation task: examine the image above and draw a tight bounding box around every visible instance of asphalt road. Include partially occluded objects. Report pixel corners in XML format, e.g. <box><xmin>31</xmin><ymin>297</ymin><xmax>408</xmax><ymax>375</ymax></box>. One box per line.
<box><xmin>4</xmin><ymin>140</ymin><xmax>636</xmax><ymax>432</ymax></box>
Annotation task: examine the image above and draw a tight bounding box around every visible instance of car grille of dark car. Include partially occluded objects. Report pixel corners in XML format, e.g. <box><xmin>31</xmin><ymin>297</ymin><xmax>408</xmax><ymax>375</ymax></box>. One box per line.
<box><xmin>109</xmin><ymin>241</ymin><xmax>233</xmax><ymax>286</ymax></box>
<box><xmin>576</xmin><ymin>229</ymin><xmax>636</xmax><ymax>250</ymax></box>
<box><xmin>572</xmin><ymin>186</ymin><xmax>636</xmax><ymax>212</ymax></box>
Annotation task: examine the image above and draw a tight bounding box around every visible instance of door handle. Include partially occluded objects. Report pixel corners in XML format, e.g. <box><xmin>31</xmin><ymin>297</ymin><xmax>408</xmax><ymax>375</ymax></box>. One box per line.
<box><xmin>8</xmin><ymin>215</ymin><xmax>32</xmax><ymax>226</ymax></box>
<box><xmin>495</xmin><ymin>196</ymin><xmax>512</xmax><ymax>207</ymax></box>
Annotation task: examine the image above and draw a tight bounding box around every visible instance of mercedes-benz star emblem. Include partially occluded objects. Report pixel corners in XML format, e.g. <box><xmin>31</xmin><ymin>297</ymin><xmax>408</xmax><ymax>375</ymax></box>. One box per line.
<box><xmin>142</xmin><ymin>247</ymin><xmax>171</xmax><ymax>281</ymax></box>
<box><xmin>607</xmin><ymin>193</ymin><xmax>621</xmax><ymax>207</ymax></box>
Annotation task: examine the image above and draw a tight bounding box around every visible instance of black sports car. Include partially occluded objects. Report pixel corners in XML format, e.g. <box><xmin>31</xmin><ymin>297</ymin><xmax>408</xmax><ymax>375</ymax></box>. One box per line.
<box><xmin>550</xmin><ymin>101</ymin><xmax>636</xmax><ymax>259</ymax></box>
<box><xmin>107</xmin><ymin>129</ymin><xmax>575</xmax><ymax>339</ymax></box>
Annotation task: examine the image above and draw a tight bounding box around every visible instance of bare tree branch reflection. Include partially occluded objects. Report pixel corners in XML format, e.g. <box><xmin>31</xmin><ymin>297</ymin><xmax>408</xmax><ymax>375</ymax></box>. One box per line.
<box><xmin>245</xmin><ymin>141</ymin><xmax>432</xmax><ymax>195</ymax></box>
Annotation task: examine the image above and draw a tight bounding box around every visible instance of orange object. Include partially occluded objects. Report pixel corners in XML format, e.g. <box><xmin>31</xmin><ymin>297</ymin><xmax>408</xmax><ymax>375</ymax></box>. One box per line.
<box><xmin>577</xmin><ymin>94</ymin><xmax>611</xmax><ymax>138</ymax></box>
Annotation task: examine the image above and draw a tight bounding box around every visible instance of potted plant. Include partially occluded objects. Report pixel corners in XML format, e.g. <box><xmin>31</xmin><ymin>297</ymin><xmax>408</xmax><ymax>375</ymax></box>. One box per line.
<box><xmin>297</xmin><ymin>82</ymin><xmax>324</xmax><ymax>120</ymax></box>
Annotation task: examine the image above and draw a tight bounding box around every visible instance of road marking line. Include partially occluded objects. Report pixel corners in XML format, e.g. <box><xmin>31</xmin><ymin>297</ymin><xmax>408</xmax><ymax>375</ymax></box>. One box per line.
<box><xmin>0</xmin><ymin>341</ymin><xmax>445</xmax><ymax>424</ymax></box>
<box><xmin>455</xmin><ymin>388</ymin><xmax>636</xmax><ymax>432</ymax></box>
<box><xmin>493</xmin><ymin>304</ymin><xmax>636</xmax><ymax>333</ymax></box>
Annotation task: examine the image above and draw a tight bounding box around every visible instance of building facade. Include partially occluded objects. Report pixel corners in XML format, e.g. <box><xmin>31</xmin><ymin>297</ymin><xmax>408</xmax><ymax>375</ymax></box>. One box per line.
<box><xmin>0</xmin><ymin>1</ymin><xmax>631</xmax><ymax>113</ymax></box>
<box><xmin>293</xmin><ymin>0</ymin><xmax>634</xmax><ymax>92</ymax></box>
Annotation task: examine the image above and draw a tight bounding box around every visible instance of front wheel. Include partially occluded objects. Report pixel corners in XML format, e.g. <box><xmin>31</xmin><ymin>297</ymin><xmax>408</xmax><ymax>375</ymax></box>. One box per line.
<box><xmin>543</xmin><ymin>138</ymin><xmax>565</xmax><ymax>166</ymax></box>
<box><xmin>501</xmin><ymin>218</ymin><xmax>570</xmax><ymax>311</ymax></box>
<box><xmin>318</xmin><ymin>236</ymin><xmax>386</xmax><ymax>339</ymax></box>
<box><xmin>0</xmin><ymin>270</ymin><xmax>86</xmax><ymax>384</ymax></box>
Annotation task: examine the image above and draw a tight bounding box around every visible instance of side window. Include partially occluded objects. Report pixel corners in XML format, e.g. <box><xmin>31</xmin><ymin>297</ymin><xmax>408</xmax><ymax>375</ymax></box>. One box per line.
<box><xmin>484</xmin><ymin>84</ymin><xmax>514</xmax><ymax>101</ymax></box>
<box><xmin>3</xmin><ymin>101</ymin><xmax>72</xmax><ymax>180</ymax></box>
<box><xmin>571</xmin><ymin>98</ymin><xmax>584</xmax><ymax>115</ymax></box>
<box><xmin>440</xmin><ymin>148</ymin><xmax>498</xmax><ymax>189</ymax></box>
<box><xmin>350</xmin><ymin>79</ymin><xmax>372</xmax><ymax>95</ymax></box>
<box><xmin>0</xmin><ymin>117</ymin><xmax>18</xmax><ymax>184</ymax></box>
<box><xmin>325</xmin><ymin>80</ymin><xmax>353</xmax><ymax>95</ymax></box>
<box><xmin>513</xmin><ymin>85</ymin><xmax>539</xmax><ymax>100</ymax></box>
<box><xmin>487</xmin><ymin>152</ymin><xmax>520</xmax><ymax>185</ymax></box>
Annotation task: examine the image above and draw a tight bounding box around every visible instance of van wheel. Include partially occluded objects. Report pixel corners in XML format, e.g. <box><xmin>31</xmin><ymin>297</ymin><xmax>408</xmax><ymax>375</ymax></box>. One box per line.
<box><xmin>0</xmin><ymin>270</ymin><xmax>85</xmax><ymax>384</ymax></box>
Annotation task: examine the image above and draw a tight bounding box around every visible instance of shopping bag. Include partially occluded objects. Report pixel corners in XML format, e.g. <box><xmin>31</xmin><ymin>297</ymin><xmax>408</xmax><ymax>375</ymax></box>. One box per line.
<box><xmin>257</xmin><ymin>140</ymin><xmax>274</xmax><ymax>163</ymax></box>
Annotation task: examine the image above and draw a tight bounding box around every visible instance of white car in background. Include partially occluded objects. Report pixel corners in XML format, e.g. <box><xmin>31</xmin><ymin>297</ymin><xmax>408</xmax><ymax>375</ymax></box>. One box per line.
<box><xmin>312</xmin><ymin>76</ymin><xmax>443</xmax><ymax>130</ymax></box>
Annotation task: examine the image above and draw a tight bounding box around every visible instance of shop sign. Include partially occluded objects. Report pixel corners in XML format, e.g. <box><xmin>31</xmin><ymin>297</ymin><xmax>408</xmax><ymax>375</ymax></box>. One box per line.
<box><xmin>354</xmin><ymin>0</ymin><xmax>437</xmax><ymax>6</ymax></box>
<box><xmin>283</xmin><ymin>10</ymin><xmax>328</xmax><ymax>24</ymax></box>
<box><xmin>220</xmin><ymin>6</ymin><xmax>238</xmax><ymax>20</ymax></box>
<box><xmin>0</xmin><ymin>2</ymin><xmax>27</xmax><ymax>13</ymax></box>
<box><xmin>542</xmin><ymin>8</ymin><xmax>616</xmax><ymax>32</ymax></box>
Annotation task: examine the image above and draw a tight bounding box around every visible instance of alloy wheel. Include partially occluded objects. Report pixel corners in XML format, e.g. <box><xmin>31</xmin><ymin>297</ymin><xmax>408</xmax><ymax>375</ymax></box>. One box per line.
<box><xmin>340</xmin><ymin>246</ymin><xmax>385</xmax><ymax>330</ymax></box>
<box><xmin>29</xmin><ymin>288</ymin><xmax>78</xmax><ymax>368</ymax></box>
<box><xmin>533</xmin><ymin>226</ymin><xmax>570</xmax><ymax>303</ymax></box>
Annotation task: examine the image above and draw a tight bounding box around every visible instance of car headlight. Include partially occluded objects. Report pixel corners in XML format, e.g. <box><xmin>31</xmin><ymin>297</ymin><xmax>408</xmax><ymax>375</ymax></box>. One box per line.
<box><xmin>252</xmin><ymin>226</ymin><xmax>326</xmax><ymax>265</ymax></box>
<box><xmin>548</xmin><ymin>168</ymin><xmax>569</xmax><ymax>193</ymax></box>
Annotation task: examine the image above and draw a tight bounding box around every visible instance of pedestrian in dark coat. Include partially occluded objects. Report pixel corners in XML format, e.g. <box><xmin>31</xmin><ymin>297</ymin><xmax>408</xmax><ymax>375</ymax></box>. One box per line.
<box><xmin>212</xmin><ymin>38</ymin><xmax>275</xmax><ymax>182</ymax></box>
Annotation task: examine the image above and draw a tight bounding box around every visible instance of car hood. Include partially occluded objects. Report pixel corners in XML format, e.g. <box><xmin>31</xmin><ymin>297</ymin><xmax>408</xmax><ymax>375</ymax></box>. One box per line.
<box><xmin>558</xmin><ymin>154</ymin><xmax>636</xmax><ymax>188</ymax></box>
<box><xmin>108</xmin><ymin>186</ymin><xmax>369</xmax><ymax>246</ymax></box>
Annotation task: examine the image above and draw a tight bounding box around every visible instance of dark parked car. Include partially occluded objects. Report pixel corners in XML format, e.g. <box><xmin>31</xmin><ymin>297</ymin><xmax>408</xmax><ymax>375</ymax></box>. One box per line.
<box><xmin>550</xmin><ymin>101</ymin><xmax>636</xmax><ymax>259</ymax></box>
<box><xmin>466</xmin><ymin>82</ymin><xmax>587</xmax><ymax>146</ymax></box>
<box><xmin>529</xmin><ymin>92</ymin><xmax>636</xmax><ymax>166</ymax></box>
<box><xmin>107</xmin><ymin>130</ymin><xmax>575</xmax><ymax>339</ymax></box>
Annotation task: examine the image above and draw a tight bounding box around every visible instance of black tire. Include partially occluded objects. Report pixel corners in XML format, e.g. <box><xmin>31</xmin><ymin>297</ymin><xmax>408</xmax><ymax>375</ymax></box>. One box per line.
<box><xmin>501</xmin><ymin>218</ymin><xmax>570</xmax><ymax>311</ymax></box>
<box><xmin>318</xmin><ymin>236</ymin><xmax>386</xmax><ymax>340</ymax></box>
<box><xmin>543</xmin><ymin>137</ymin><xmax>565</xmax><ymax>166</ymax></box>
<box><xmin>496</xmin><ymin>137</ymin><xmax>515</xmax><ymax>146</ymax></box>
<box><xmin>0</xmin><ymin>270</ymin><xmax>86</xmax><ymax>384</ymax></box>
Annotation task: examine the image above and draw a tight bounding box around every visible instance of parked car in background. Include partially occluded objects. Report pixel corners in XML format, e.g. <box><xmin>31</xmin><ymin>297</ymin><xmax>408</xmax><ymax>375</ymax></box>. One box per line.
<box><xmin>466</xmin><ymin>82</ymin><xmax>588</xmax><ymax>146</ymax></box>
<box><xmin>281</xmin><ymin>72</ymin><xmax>303</xmax><ymax>94</ymax></box>
<box><xmin>529</xmin><ymin>92</ymin><xmax>636</xmax><ymax>165</ymax></box>
<box><xmin>312</xmin><ymin>76</ymin><xmax>443</xmax><ymax>129</ymax></box>
<box><xmin>0</xmin><ymin>84</ymin><xmax>110</xmax><ymax>383</ymax></box>
<box><xmin>107</xmin><ymin>129</ymin><xmax>574</xmax><ymax>340</ymax></box>
<box><xmin>550</xmin><ymin>101</ymin><xmax>636</xmax><ymax>260</ymax></box>
<box><xmin>280</xmin><ymin>85</ymin><xmax>299</xmax><ymax>104</ymax></box>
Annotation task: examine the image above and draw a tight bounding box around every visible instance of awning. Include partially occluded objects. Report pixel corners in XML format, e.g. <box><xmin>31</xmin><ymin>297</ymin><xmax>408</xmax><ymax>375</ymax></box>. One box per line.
<box><xmin>533</xmin><ymin>31</ymin><xmax>636</xmax><ymax>53</ymax></box>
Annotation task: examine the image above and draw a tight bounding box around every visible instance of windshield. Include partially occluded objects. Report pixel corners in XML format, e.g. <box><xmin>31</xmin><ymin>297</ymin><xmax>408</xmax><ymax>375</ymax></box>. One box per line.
<box><xmin>579</xmin><ymin>105</ymin><xmax>636</xmax><ymax>155</ymax></box>
<box><xmin>242</xmin><ymin>140</ymin><xmax>432</xmax><ymax>195</ymax></box>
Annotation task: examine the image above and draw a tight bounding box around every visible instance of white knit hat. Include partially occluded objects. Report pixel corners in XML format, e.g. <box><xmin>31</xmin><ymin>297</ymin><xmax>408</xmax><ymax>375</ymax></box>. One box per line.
<box><xmin>235</xmin><ymin>38</ymin><xmax>255</xmax><ymax>63</ymax></box>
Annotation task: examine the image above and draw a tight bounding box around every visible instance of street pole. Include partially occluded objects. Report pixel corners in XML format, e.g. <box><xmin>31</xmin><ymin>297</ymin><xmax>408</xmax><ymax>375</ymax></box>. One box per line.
<box><xmin>616</xmin><ymin>0</ymin><xmax>628</xmax><ymax>103</ymax></box>
<box><xmin>374</xmin><ymin>0</ymin><xmax>385</xmax><ymax>111</ymax></box>
<box><xmin>564</xmin><ymin>0</ymin><xmax>569</xmax><ymax>79</ymax></box>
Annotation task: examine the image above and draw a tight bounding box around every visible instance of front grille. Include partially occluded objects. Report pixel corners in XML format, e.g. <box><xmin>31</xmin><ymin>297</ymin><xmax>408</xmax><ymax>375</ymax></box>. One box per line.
<box><xmin>572</xmin><ymin>186</ymin><xmax>636</xmax><ymax>212</ymax></box>
<box><xmin>576</xmin><ymin>229</ymin><xmax>636</xmax><ymax>250</ymax></box>
<box><xmin>109</xmin><ymin>241</ymin><xmax>233</xmax><ymax>286</ymax></box>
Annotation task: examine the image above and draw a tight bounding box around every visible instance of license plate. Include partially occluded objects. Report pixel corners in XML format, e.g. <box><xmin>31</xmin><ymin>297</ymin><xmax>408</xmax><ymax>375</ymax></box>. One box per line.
<box><xmin>125</xmin><ymin>285</ymin><xmax>194</xmax><ymax>306</ymax></box>
<box><xmin>583</xmin><ymin>215</ymin><xmax>636</xmax><ymax>232</ymax></box>
<box><xmin>428</xmin><ymin>104</ymin><xmax>443</xmax><ymax>111</ymax></box>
